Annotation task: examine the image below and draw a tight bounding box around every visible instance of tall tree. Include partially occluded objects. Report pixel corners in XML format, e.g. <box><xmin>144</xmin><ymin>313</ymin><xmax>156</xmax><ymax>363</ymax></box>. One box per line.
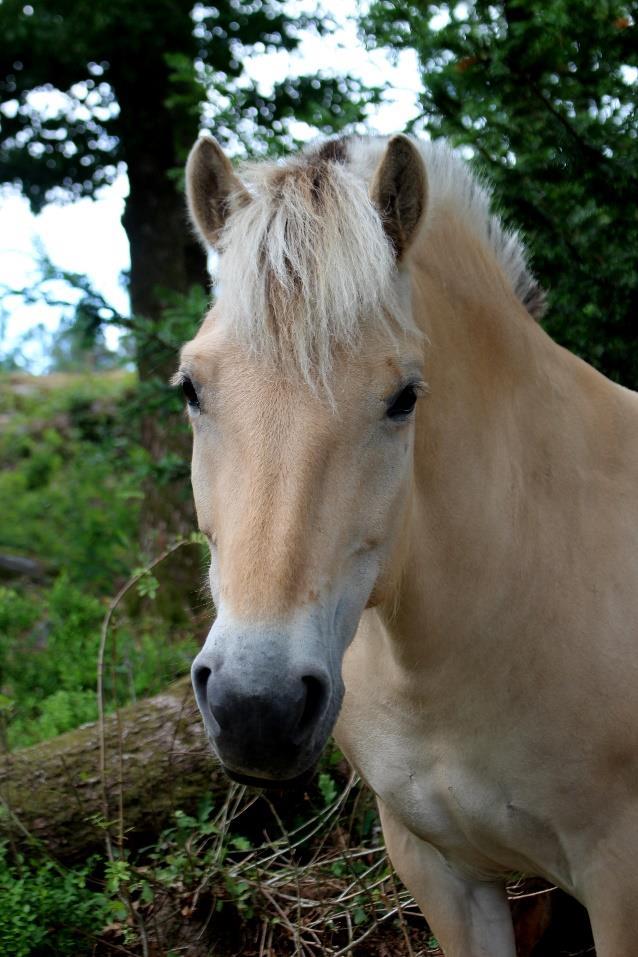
<box><xmin>361</xmin><ymin>0</ymin><xmax>638</xmax><ymax>386</ymax></box>
<box><xmin>1</xmin><ymin>0</ymin><xmax>376</xmax><ymax>557</ymax></box>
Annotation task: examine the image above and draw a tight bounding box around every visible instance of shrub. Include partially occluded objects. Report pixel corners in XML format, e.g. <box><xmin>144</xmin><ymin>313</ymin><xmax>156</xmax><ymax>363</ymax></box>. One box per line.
<box><xmin>0</xmin><ymin>841</ymin><xmax>109</xmax><ymax>957</ymax></box>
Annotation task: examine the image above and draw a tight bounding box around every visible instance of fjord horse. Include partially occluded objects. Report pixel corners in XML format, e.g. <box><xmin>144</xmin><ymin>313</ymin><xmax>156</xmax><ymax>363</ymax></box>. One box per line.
<box><xmin>178</xmin><ymin>132</ymin><xmax>638</xmax><ymax>956</ymax></box>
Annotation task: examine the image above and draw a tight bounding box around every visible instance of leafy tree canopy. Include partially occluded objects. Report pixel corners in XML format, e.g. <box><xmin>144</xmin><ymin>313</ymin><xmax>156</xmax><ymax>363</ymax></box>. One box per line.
<box><xmin>1</xmin><ymin>0</ymin><xmax>377</xmax><ymax>210</ymax></box>
<box><xmin>362</xmin><ymin>0</ymin><xmax>638</xmax><ymax>386</ymax></box>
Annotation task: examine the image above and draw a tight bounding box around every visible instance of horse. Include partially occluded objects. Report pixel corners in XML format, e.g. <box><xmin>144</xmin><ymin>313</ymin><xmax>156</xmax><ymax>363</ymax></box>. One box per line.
<box><xmin>177</xmin><ymin>131</ymin><xmax>638</xmax><ymax>956</ymax></box>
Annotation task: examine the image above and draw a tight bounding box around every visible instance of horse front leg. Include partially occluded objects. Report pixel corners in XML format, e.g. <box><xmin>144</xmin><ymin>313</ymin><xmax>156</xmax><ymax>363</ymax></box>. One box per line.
<box><xmin>584</xmin><ymin>869</ymin><xmax>638</xmax><ymax>957</ymax></box>
<box><xmin>589</xmin><ymin>909</ymin><xmax>638</xmax><ymax>957</ymax></box>
<box><xmin>378</xmin><ymin>799</ymin><xmax>517</xmax><ymax>957</ymax></box>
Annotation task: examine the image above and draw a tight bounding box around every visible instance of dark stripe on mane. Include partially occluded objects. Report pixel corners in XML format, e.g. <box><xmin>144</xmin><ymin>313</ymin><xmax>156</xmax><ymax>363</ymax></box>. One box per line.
<box><xmin>312</xmin><ymin>136</ymin><xmax>348</xmax><ymax>165</ymax></box>
<box><xmin>521</xmin><ymin>280</ymin><xmax>547</xmax><ymax>321</ymax></box>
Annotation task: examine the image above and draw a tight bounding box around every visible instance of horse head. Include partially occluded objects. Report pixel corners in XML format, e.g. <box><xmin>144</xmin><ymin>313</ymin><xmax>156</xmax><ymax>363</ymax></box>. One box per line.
<box><xmin>177</xmin><ymin>134</ymin><xmax>426</xmax><ymax>785</ymax></box>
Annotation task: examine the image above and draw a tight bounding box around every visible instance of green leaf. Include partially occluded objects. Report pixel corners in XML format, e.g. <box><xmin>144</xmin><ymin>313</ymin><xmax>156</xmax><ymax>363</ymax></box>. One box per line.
<box><xmin>230</xmin><ymin>835</ymin><xmax>252</xmax><ymax>852</ymax></box>
<box><xmin>318</xmin><ymin>772</ymin><xmax>338</xmax><ymax>807</ymax></box>
<box><xmin>136</xmin><ymin>572</ymin><xmax>159</xmax><ymax>600</ymax></box>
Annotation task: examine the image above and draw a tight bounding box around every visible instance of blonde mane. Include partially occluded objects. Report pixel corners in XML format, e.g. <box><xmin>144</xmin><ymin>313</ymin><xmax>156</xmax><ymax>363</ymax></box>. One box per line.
<box><xmin>214</xmin><ymin>135</ymin><xmax>543</xmax><ymax>380</ymax></box>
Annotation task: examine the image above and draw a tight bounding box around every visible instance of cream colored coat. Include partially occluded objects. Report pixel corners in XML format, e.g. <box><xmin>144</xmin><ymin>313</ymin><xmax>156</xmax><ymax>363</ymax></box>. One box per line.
<box><xmin>181</xmin><ymin>133</ymin><xmax>638</xmax><ymax>956</ymax></box>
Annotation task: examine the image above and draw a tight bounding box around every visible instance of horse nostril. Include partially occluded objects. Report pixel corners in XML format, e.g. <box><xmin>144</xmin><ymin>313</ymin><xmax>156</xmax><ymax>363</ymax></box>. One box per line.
<box><xmin>296</xmin><ymin>675</ymin><xmax>327</xmax><ymax>737</ymax></box>
<box><xmin>193</xmin><ymin>664</ymin><xmax>211</xmax><ymax>706</ymax></box>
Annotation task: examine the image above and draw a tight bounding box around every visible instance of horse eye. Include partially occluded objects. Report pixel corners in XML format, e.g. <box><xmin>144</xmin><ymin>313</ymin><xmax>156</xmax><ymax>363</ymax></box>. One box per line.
<box><xmin>387</xmin><ymin>384</ymin><xmax>418</xmax><ymax>420</ymax></box>
<box><xmin>181</xmin><ymin>376</ymin><xmax>200</xmax><ymax>410</ymax></box>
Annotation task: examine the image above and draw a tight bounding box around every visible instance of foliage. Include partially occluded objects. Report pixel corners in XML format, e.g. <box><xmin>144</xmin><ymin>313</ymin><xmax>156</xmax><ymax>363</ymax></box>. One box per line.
<box><xmin>90</xmin><ymin>761</ymin><xmax>437</xmax><ymax>956</ymax></box>
<box><xmin>0</xmin><ymin>371</ymin><xmax>141</xmax><ymax>584</ymax></box>
<box><xmin>0</xmin><ymin>1</ymin><xmax>377</xmax><ymax>208</ymax></box>
<box><xmin>0</xmin><ymin>841</ymin><xmax>109</xmax><ymax>957</ymax></box>
<box><xmin>0</xmin><ymin>577</ymin><xmax>199</xmax><ymax>748</ymax></box>
<box><xmin>361</xmin><ymin>0</ymin><xmax>638</xmax><ymax>387</ymax></box>
<box><xmin>0</xmin><ymin>764</ymin><xmax>438</xmax><ymax>956</ymax></box>
<box><xmin>0</xmin><ymin>372</ymin><xmax>201</xmax><ymax>748</ymax></box>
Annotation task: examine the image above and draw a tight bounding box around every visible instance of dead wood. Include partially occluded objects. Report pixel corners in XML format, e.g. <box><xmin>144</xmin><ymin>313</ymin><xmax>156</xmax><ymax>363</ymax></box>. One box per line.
<box><xmin>0</xmin><ymin>677</ymin><xmax>226</xmax><ymax>863</ymax></box>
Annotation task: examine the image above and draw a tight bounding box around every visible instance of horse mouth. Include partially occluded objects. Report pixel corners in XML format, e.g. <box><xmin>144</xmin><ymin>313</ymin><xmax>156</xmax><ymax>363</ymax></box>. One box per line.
<box><xmin>222</xmin><ymin>763</ymin><xmax>317</xmax><ymax>790</ymax></box>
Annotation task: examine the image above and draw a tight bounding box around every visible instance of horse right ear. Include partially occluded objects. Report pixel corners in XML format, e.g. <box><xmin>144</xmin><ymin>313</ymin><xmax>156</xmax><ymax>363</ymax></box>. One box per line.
<box><xmin>185</xmin><ymin>136</ymin><xmax>250</xmax><ymax>250</ymax></box>
<box><xmin>370</xmin><ymin>135</ymin><xmax>427</xmax><ymax>261</ymax></box>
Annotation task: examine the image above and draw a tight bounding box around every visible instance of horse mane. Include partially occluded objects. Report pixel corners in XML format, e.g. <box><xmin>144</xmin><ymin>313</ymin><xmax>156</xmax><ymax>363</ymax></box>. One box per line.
<box><xmin>214</xmin><ymin>135</ymin><xmax>545</xmax><ymax>380</ymax></box>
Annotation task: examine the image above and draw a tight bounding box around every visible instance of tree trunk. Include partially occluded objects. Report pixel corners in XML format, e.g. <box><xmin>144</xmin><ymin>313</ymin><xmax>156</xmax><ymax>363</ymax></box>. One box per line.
<box><xmin>0</xmin><ymin>678</ymin><xmax>226</xmax><ymax>864</ymax></box>
<box><xmin>122</xmin><ymin>159</ymin><xmax>206</xmax><ymax>535</ymax></box>
<box><xmin>120</xmin><ymin>123</ymin><xmax>209</xmax><ymax>615</ymax></box>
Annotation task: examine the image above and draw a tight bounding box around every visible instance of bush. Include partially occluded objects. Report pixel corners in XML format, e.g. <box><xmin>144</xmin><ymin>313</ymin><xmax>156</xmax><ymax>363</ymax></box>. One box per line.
<box><xmin>0</xmin><ymin>573</ymin><xmax>199</xmax><ymax>749</ymax></box>
<box><xmin>0</xmin><ymin>372</ymin><xmax>201</xmax><ymax>750</ymax></box>
<box><xmin>0</xmin><ymin>372</ymin><xmax>144</xmax><ymax>591</ymax></box>
<box><xmin>0</xmin><ymin>841</ymin><xmax>109</xmax><ymax>957</ymax></box>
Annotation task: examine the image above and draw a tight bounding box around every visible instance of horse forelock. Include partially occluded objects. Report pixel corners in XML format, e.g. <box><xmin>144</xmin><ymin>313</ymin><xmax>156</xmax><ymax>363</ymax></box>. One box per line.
<box><xmin>215</xmin><ymin>153</ymin><xmax>407</xmax><ymax>380</ymax></box>
<box><xmin>213</xmin><ymin>135</ymin><xmax>543</xmax><ymax>381</ymax></box>
<box><xmin>215</xmin><ymin>141</ymin><xmax>413</xmax><ymax>382</ymax></box>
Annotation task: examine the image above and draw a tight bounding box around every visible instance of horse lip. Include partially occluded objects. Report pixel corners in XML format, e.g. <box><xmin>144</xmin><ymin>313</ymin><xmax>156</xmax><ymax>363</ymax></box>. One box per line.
<box><xmin>222</xmin><ymin>763</ymin><xmax>317</xmax><ymax>790</ymax></box>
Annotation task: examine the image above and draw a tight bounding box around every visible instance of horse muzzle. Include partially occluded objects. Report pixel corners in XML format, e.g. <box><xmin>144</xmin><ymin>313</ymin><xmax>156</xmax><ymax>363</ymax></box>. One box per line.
<box><xmin>191</xmin><ymin>618</ymin><xmax>340</xmax><ymax>784</ymax></box>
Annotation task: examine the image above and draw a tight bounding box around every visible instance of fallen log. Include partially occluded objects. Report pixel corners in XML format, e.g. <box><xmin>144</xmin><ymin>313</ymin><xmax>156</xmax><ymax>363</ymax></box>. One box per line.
<box><xmin>0</xmin><ymin>677</ymin><xmax>227</xmax><ymax>864</ymax></box>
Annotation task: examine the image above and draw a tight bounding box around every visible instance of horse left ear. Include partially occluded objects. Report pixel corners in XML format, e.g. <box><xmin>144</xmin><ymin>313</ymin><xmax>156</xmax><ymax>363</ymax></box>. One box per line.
<box><xmin>370</xmin><ymin>135</ymin><xmax>427</xmax><ymax>260</ymax></box>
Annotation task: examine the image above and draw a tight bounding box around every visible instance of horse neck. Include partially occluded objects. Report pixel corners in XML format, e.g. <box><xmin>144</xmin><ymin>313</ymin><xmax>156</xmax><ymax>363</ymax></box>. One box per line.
<box><xmin>381</xmin><ymin>208</ymin><xmax>605</xmax><ymax>667</ymax></box>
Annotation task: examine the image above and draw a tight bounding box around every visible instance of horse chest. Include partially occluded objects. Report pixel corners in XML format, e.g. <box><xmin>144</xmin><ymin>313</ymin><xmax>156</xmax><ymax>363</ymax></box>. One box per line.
<box><xmin>336</xmin><ymin>670</ymin><xmax>567</xmax><ymax>884</ymax></box>
<box><xmin>343</xmin><ymin>720</ymin><xmax>503</xmax><ymax>858</ymax></box>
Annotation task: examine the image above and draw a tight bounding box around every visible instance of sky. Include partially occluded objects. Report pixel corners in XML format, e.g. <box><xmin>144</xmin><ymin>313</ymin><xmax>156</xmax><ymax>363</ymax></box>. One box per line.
<box><xmin>0</xmin><ymin>1</ymin><xmax>425</xmax><ymax>370</ymax></box>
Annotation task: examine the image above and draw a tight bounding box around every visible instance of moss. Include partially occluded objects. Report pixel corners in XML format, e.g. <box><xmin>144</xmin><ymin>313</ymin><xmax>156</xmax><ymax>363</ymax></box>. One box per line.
<box><xmin>0</xmin><ymin>678</ymin><xmax>227</xmax><ymax>863</ymax></box>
